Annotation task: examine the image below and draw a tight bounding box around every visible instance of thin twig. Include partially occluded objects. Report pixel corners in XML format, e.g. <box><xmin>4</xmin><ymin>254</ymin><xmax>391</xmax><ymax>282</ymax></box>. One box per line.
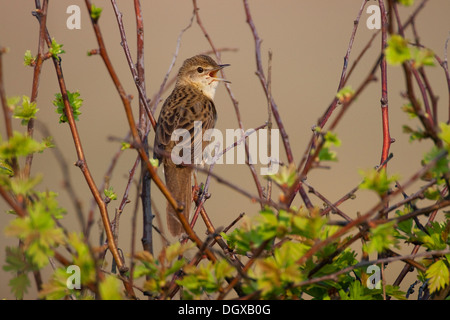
<box><xmin>193</xmin><ymin>0</ymin><xmax>265</xmax><ymax>201</ymax></box>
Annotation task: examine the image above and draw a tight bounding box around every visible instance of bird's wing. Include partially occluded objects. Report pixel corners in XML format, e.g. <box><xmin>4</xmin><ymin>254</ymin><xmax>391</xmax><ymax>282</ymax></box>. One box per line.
<box><xmin>154</xmin><ymin>91</ymin><xmax>217</xmax><ymax>164</ymax></box>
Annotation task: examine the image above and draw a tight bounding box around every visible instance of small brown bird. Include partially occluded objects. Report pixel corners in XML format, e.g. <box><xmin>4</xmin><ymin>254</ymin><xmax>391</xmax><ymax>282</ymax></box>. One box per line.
<box><xmin>154</xmin><ymin>55</ymin><xmax>230</xmax><ymax>236</ymax></box>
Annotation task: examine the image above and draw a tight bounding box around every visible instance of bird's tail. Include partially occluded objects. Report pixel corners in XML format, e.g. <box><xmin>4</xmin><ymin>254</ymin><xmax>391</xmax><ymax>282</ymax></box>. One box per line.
<box><xmin>164</xmin><ymin>163</ymin><xmax>192</xmax><ymax>236</ymax></box>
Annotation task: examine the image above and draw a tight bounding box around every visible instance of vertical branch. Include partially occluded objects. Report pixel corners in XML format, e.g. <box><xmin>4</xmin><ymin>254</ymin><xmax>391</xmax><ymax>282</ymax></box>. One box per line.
<box><xmin>442</xmin><ymin>33</ymin><xmax>450</xmax><ymax>122</ymax></box>
<box><xmin>0</xmin><ymin>46</ymin><xmax>18</xmax><ymax>174</ymax></box>
<box><xmin>266</xmin><ymin>50</ymin><xmax>273</xmax><ymax>201</ymax></box>
<box><xmin>24</xmin><ymin>0</ymin><xmax>49</xmax><ymax>178</ymax></box>
<box><xmin>0</xmin><ymin>47</ymin><xmax>13</xmax><ymax>140</ymax></box>
<box><xmin>133</xmin><ymin>0</ymin><xmax>153</xmax><ymax>255</ymax></box>
<box><xmin>378</xmin><ymin>0</ymin><xmax>391</xmax><ymax>168</ymax></box>
<box><xmin>110</xmin><ymin>0</ymin><xmax>156</xmax><ymax>130</ymax></box>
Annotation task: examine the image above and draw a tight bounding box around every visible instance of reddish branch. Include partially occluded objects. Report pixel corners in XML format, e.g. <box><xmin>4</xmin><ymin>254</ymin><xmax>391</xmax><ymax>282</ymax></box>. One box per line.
<box><xmin>378</xmin><ymin>0</ymin><xmax>392</xmax><ymax>168</ymax></box>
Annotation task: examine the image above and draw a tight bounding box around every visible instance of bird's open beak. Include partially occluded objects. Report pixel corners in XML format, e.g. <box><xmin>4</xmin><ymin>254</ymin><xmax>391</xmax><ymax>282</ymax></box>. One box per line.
<box><xmin>209</xmin><ymin>64</ymin><xmax>231</xmax><ymax>83</ymax></box>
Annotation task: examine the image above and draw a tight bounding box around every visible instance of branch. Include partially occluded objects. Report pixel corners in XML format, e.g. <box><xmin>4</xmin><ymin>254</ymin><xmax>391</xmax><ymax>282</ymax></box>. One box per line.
<box><xmin>243</xmin><ymin>0</ymin><xmax>294</xmax><ymax>165</ymax></box>
<box><xmin>193</xmin><ymin>0</ymin><xmax>264</xmax><ymax>201</ymax></box>
<box><xmin>378</xmin><ymin>0</ymin><xmax>392</xmax><ymax>168</ymax></box>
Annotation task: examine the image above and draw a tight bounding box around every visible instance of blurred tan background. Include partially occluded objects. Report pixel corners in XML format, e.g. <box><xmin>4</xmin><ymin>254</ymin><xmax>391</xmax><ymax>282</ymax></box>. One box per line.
<box><xmin>0</xmin><ymin>1</ymin><xmax>449</xmax><ymax>299</ymax></box>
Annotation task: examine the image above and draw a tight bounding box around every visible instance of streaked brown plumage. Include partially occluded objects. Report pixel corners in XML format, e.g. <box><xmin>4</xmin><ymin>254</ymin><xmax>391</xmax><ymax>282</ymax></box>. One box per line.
<box><xmin>154</xmin><ymin>55</ymin><xmax>229</xmax><ymax>236</ymax></box>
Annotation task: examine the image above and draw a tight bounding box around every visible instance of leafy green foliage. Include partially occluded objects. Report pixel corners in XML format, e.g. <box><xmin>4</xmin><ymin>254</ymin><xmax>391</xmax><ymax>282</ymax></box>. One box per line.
<box><xmin>438</xmin><ymin>122</ymin><xmax>450</xmax><ymax>149</ymax></box>
<box><xmin>104</xmin><ymin>186</ymin><xmax>117</xmax><ymax>201</ymax></box>
<box><xmin>99</xmin><ymin>275</ymin><xmax>122</xmax><ymax>300</ymax></box>
<box><xmin>339</xmin><ymin>281</ymin><xmax>405</xmax><ymax>300</ymax></box>
<box><xmin>426</xmin><ymin>260</ymin><xmax>450</xmax><ymax>293</ymax></box>
<box><xmin>23</xmin><ymin>50</ymin><xmax>36</xmax><ymax>66</ymax></box>
<box><xmin>121</xmin><ymin>142</ymin><xmax>131</xmax><ymax>151</ymax></box>
<box><xmin>0</xmin><ymin>158</ymin><xmax>13</xmax><ymax>176</ymax></box>
<box><xmin>0</xmin><ymin>132</ymin><xmax>49</xmax><ymax>160</ymax></box>
<box><xmin>336</xmin><ymin>86</ymin><xmax>355</xmax><ymax>103</ymax></box>
<box><xmin>268</xmin><ymin>163</ymin><xmax>297</xmax><ymax>189</ymax></box>
<box><xmin>359</xmin><ymin>167</ymin><xmax>398</xmax><ymax>196</ymax></box>
<box><xmin>397</xmin><ymin>0</ymin><xmax>415</xmax><ymax>7</ymax></box>
<box><xmin>412</xmin><ymin>47</ymin><xmax>435</xmax><ymax>68</ymax></box>
<box><xmin>3</xmin><ymin>246</ymin><xmax>35</xmax><ymax>299</ymax></box>
<box><xmin>364</xmin><ymin>221</ymin><xmax>399</xmax><ymax>254</ymax></box>
<box><xmin>385</xmin><ymin>35</ymin><xmax>411</xmax><ymax>66</ymax></box>
<box><xmin>49</xmin><ymin>38</ymin><xmax>65</xmax><ymax>58</ymax></box>
<box><xmin>90</xmin><ymin>4</ymin><xmax>103</xmax><ymax>21</ymax></box>
<box><xmin>318</xmin><ymin>131</ymin><xmax>341</xmax><ymax>162</ymax></box>
<box><xmin>386</xmin><ymin>34</ymin><xmax>435</xmax><ymax>69</ymax></box>
<box><xmin>421</xmin><ymin>146</ymin><xmax>449</xmax><ymax>183</ymax></box>
<box><xmin>5</xmin><ymin>193</ymin><xmax>66</xmax><ymax>268</ymax></box>
<box><xmin>52</xmin><ymin>90</ymin><xmax>83</xmax><ymax>123</ymax></box>
<box><xmin>403</xmin><ymin>125</ymin><xmax>427</xmax><ymax>142</ymax></box>
<box><xmin>133</xmin><ymin>242</ymin><xmax>194</xmax><ymax>297</ymax></box>
<box><xmin>39</xmin><ymin>267</ymin><xmax>80</xmax><ymax>300</ymax></box>
<box><xmin>177</xmin><ymin>259</ymin><xmax>234</xmax><ymax>299</ymax></box>
<box><xmin>12</xmin><ymin>95</ymin><xmax>39</xmax><ymax>125</ymax></box>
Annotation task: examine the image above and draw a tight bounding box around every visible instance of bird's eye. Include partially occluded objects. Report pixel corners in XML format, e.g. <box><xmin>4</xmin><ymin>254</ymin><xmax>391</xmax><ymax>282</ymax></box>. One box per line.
<box><xmin>197</xmin><ymin>67</ymin><xmax>204</xmax><ymax>73</ymax></box>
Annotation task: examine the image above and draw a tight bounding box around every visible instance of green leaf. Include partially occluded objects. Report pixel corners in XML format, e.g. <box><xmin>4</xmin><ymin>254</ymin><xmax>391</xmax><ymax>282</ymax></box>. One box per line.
<box><xmin>423</xmin><ymin>185</ymin><xmax>441</xmax><ymax>200</ymax></box>
<box><xmin>149</xmin><ymin>157</ymin><xmax>159</xmax><ymax>168</ymax></box>
<box><xmin>49</xmin><ymin>38</ymin><xmax>65</xmax><ymax>58</ymax></box>
<box><xmin>121</xmin><ymin>142</ymin><xmax>131</xmax><ymax>151</ymax></box>
<box><xmin>3</xmin><ymin>247</ymin><xmax>33</xmax><ymax>299</ymax></box>
<box><xmin>339</xmin><ymin>281</ymin><xmax>371</xmax><ymax>300</ymax></box>
<box><xmin>35</xmin><ymin>191</ymin><xmax>67</xmax><ymax>219</ymax></box>
<box><xmin>9</xmin><ymin>273</ymin><xmax>30</xmax><ymax>300</ymax></box>
<box><xmin>403</xmin><ymin>125</ymin><xmax>427</xmax><ymax>142</ymax></box>
<box><xmin>0</xmin><ymin>132</ymin><xmax>49</xmax><ymax>160</ymax></box>
<box><xmin>438</xmin><ymin>122</ymin><xmax>450</xmax><ymax>149</ymax></box>
<box><xmin>7</xmin><ymin>96</ymin><xmax>21</xmax><ymax>110</ymax></box>
<box><xmin>397</xmin><ymin>0</ymin><xmax>415</xmax><ymax>6</ymax></box>
<box><xmin>104</xmin><ymin>186</ymin><xmax>117</xmax><ymax>201</ymax></box>
<box><xmin>68</xmin><ymin>233</ymin><xmax>96</xmax><ymax>285</ymax></box>
<box><xmin>13</xmin><ymin>96</ymin><xmax>39</xmax><ymax>125</ymax></box>
<box><xmin>336</xmin><ymin>86</ymin><xmax>355</xmax><ymax>103</ymax></box>
<box><xmin>426</xmin><ymin>260</ymin><xmax>450</xmax><ymax>293</ymax></box>
<box><xmin>412</xmin><ymin>47</ymin><xmax>435</xmax><ymax>68</ymax></box>
<box><xmin>23</xmin><ymin>50</ymin><xmax>36</xmax><ymax>66</ymax></box>
<box><xmin>99</xmin><ymin>275</ymin><xmax>122</xmax><ymax>300</ymax></box>
<box><xmin>363</xmin><ymin>221</ymin><xmax>398</xmax><ymax>254</ymax></box>
<box><xmin>5</xmin><ymin>204</ymin><xmax>66</xmax><ymax>268</ymax></box>
<box><xmin>10</xmin><ymin>174</ymin><xmax>43</xmax><ymax>196</ymax></box>
<box><xmin>401</xmin><ymin>103</ymin><xmax>417</xmax><ymax>119</ymax></box>
<box><xmin>0</xmin><ymin>158</ymin><xmax>14</xmax><ymax>176</ymax></box>
<box><xmin>395</xmin><ymin>208</ymin><xmax>413</xmax><ymax>235</ymax></box>
<box><xmin>385</xmin><ymin>35</ymin><xmax>411</xmax><ymax>66</ymax></box>
<box><xmin>421</xmin><ymin>146</ymin><xmax>449</xmax><ymax>181</ymax></box>
<box><xmin>316</xmin><ymin>131</ymin><xmax>342</xmax><ymax>162</ymax></box>
<box><xmin>268</xmin><ymin>163</ymin><xmax>297</xmax><ymax>188</ymax></box>
<box><xmin>52</xmin><ymin>90</ymin><xmax>83</xmax><ymax>123</ymax></box>
<box><xmin>359</xmin><ymin>167</ymin><xmax>399</xmax><ymax>196</ymax></box>
<box><xmin>413</xmin><ymin>222</ymin><xmax>448</xmax><ymax>250</ymax></box>
<box><xmin>90</xmin><ymin>4</ymin><xmax>103</xmax><ymax>21</ymax></box>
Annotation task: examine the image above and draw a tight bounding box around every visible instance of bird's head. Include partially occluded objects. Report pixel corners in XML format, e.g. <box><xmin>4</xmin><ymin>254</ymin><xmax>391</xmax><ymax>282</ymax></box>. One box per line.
<box><xmin>176</xmin><ymin>55</ymin><xmax>230</xmax><ymax>100</ymax></box>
